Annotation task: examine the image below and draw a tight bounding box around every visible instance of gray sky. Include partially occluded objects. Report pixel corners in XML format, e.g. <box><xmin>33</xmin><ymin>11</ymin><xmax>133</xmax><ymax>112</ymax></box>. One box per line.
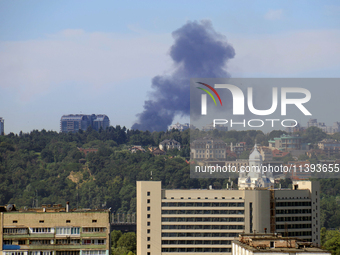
<box><xmin>1</xmin><ymin>0</ymin><xmax>340</xmax><ymax>134</ymax></box>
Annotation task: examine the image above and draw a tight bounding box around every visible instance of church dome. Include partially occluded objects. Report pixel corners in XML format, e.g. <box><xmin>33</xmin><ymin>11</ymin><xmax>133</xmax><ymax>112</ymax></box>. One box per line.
<box><xmin>249</xmin><ymin>144</ymin><xmax>262</xmax><ymax>161</ymax></box>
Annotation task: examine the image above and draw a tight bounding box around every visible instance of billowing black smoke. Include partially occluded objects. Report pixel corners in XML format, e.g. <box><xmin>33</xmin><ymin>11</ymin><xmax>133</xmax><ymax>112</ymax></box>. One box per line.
<box><xmin>132</xmin><ymin>20</ymin><xmax>235</xmax><ymax>131</ymax></box>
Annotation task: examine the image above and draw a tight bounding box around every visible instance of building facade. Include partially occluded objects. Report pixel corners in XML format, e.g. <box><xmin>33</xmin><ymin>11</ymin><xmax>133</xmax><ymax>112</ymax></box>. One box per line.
<box><xmin>268</xmin><ymin>135</ymin><xmax>302</xmax><ymax>152</ymax></box>
<box><xmin>60</xmin><ymin>115</ymin><xmax>110</xmax><ymax>133</ymax></box>
<box><xmin>0</xmin><ymin>118</ymin><xmax>4</xmax><ymax>135</ymax></box>
<box><xmin>159</xmin><ymin>140</ymin><xmax>181</xmax><ymax>151</ymax></box>
<box><xmin>0</xmin><ymin>205</ymin><xmax>110</xmax><ymax>255</ymax></box>
<box><xmin>190</xmin><ymin>137</ymin><xmax>227</xmax><ymax>160</ymax></box>
<box><xmin>137</xmin><ymin>180</ymin><xmax>320</xmax><ymax>255</ymax></box>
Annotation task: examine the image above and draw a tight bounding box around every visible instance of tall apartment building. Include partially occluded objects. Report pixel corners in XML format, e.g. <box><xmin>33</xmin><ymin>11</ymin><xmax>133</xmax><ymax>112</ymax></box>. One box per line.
<box><xmin>0</xmin><ymin>117</ymin><xmax>4</xmax><ymax>135</ymax></box>
<box><xmin>0</xmin><ymin>204</ymin><xmax>110</xmax><ymax>255</ymax></box>
<box><xmin>60</xmin><ymin>114</ymin><xmax>110</xmax><ymax>133</ymax></box>
<box><xmin>137</xmin><ymin>180</ymin><xmax>320</xmax><ymax>255</ymax></box>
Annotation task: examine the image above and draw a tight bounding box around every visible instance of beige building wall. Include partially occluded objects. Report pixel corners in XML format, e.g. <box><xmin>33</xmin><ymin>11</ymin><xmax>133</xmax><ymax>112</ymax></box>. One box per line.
<box><xmin>0</xmin><ymin>210</ymin><xmax>110</xmax><ymax>255</ymax></box>
<box><xmin>137</xmin><ymin>181</ymin><xmax>320</xmax><ymax>255</ymax></box>
<box><xmin>137</xmin><ymin>181</ymin><xmax>162</xmax><ymax>255</ymax></box>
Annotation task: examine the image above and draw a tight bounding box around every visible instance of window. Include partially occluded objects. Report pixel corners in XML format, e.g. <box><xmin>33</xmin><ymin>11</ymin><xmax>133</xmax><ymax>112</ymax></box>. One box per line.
<box><xmin>31</xmin><ymin>228</ymin><xmax>52</xmax><ymax>233</ymax></box>
<box><xmin>147</xmin><ymin>222</ymin><xmax>150</xmax><ymax>226</ymax></box>
<box><xmin>4</xmin><ymin>252</ymin><xmax>25</xmax><ymax>255</ymax></box>
<box><xmin>82</xmin><ymin>239</ymin><xmax>106</xmax><ymax>245</ymax></box>
<box><xmin>66</xmin><ymin>220</ymin><xmax>71</xmax><ymax>223</ymax></box>
<box><xmin>13</xmin><ymin>220</ymin><xmax>18</xmax><ymax>223</ymax></box>
<box><xmin>147</xmin><ymin>207</ymin><xmax>150</xmax><ymax>211</ymax></box>
<box><xmin>92</xmin><ymin>220</ymin><xmax>97</xmax><ymax>223</ymax></box>
<box><xmin>147</xmin><ymin>244</ymin><xmax>150</xmax><ymax>249</ymax></box>
<box><xmin>31</xmin><ymin>240</ymin><xmax>51</xmax><ymax>245</ymax></box>
<box><xmin>147</xmin><ymin>199</ymin><xmax>150</xmax><ymax>203</ymax></box>
<box><xmin>82</xmin><ymin>251</ymin><xmax>106</xmax><ymax>255</ymax></box>
<box><xmin>4</xmin><ymin>228</ymin><xmax>28</xmax><ymax>234</ymax></box>
<box><xmin>83</xmin><ymin>227</ymin><xmax>106</xmax><ymax>233</ymax></box>
<box><xmin>147</xmin><ymin>237</ymin><xmax>150</xmax><ymax>241</ymax></box>
<box><xmin>56</xmin><ymin>227</ymin><xmax>80</xmax><ymax>235</ymax></box>
<box><xmin>147</xmin><ymin>214</ymin><xmax>150</xmax><ymax>218</ymax></box>
<box><xmin>147</xmin><ymin>192</ymin><xmax>150</xmax><ymax>196</ymax></box>
<box><xmin>39</xmin><ymin>220</ymin><xmax>44</xmax><ymax>223</ymax></box>
<box><xmin>18</xmin><ymin>240</ymin><xmax>26</xmax><ymax>245</ymax></box>
<box><xmin>56</xmin><ymin>252</ymin><xmax>80</xmax><ymax>255</ymax></box>
<box><xmin>147</xmin><ymin>229</ymin><xmax>150</xmax><ymax>234</ymax></box>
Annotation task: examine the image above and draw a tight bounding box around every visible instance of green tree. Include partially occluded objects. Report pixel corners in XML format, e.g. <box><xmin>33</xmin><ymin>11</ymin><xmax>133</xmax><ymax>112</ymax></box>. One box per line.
<box><xmin>323</xmin><ymin>230</ymin><xmax>340</xmax><ymax>255</ymax></box>
<box><xmin>111</xmin><ymin>230</ymin><xmax>122</xmax><ymax>248</ymax></box>
<box><xmin>117</xmin><ymin>232</ymin><xmax>136</xmax><ymax>253</ymax></box>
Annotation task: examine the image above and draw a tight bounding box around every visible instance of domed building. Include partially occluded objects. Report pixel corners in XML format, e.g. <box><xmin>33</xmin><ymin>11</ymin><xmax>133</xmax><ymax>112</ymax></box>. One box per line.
<box><xmin>238</xmin><ymin>144</ymin><xmax>274</xmax><ymax>189</ymax></box>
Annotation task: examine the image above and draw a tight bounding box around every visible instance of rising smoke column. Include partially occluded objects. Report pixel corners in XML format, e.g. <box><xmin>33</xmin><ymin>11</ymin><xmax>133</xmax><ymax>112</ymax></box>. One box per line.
<box><xmin>132</xmin><ymin>20</ymin><xmax>235</xmax><ymax>131</ymax></box>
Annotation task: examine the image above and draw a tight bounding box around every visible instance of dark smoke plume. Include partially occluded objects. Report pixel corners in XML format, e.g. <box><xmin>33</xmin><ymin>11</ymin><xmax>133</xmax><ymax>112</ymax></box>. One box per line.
<box><xmin>132</xmin><ymin>20</ymin><xmax>235</xmax><ymax>131</ymax></box>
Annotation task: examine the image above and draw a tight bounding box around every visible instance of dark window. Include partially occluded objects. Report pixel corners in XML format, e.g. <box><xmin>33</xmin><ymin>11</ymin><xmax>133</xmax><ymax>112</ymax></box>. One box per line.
<box><xmin>147</xmin><ymin>229</ymin><xmax>150</xmax><ymax>233</ymax></box>
<box><xmin>39</xmin><ymin>220</ymin><xmax>44</xmax><ymax>223</ymax></box>
<box><xmin>66</xmin><ymin>220</ymin><xmax>71</xmax><ymax>223</ymax></box>
<box><xmin>147</xmin><ymin>192</ymin><xmax>150</xmax><ymax>196</ymax></box>
<box><xmin>147</xmin><ymin>222</ymin><xmax>150</xmax><ymax>226</ymax></box>
<box><xmin>147</xmin><ymin>199</ymin><xmax>150</xmax><ymax>203</ymax></box>
<box><xmin>13</xmin><ymin>220</ymin><xmax>17</xmax><ymax>223</ymax></box>
<box><xmin>92</xmin><ymin>220</ymin><xmax>97</xmax><ymax>223</ymax></box>
<box><xmin>147</xmin><ymin>237</ymin><xmax>150</xmax><ymax>241</ymax></box>
<box><xmin>147</xmin><ymin>214</ymin><xmax>150</xmax><ymax>218</ymax></box>
<box><xmin>147</xmin><ymin>207</ymin><xmax>150</xmax><ymax>211</ymax></box>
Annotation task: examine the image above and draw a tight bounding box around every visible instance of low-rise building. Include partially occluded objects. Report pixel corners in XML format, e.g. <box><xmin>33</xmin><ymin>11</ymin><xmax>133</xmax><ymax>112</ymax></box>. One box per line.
<box><xmin>230</xmin><ymin>142</ymin><xmax>246</xmax><ymax>156</ymax></box>
<box><xmin>190</xmin><ymin>137</ymin><xmax>227</xmax><ymax>160</ymax></box>
<box><xmin>232</xmin><ymin>233</ymin><xmax>329</xmax><ymax>255</ymax></box>
<box><xmin>269</xmin><ymin>135</ymin><xmax>302</xmax><ymax>152</ymax></box>
<box><xmin>129</xmin><ymin>145</ymin><xmax>146</xmax><ymax>153</ymax></box>
<box><xmin>317</xmin><ymin>139</ymin><xmax>340</xmax><ymax>157</ymax></box>
<box><xmin>0</xmin><ymin>204</ymin><xmax>111</xmax><ymax>255</ymax></box>
<box><xmin>159</xmin><ymin>139</ymin><xmax>181</xmax><ymax>151</ymax></box>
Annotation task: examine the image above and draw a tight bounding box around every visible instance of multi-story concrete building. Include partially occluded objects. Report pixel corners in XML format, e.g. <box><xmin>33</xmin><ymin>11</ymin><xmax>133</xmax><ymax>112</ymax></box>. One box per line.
<box><xmin>230</xmin><ymin>142</ymin><xmax>246</xmax><ymax>156</ymax></box>
<box><xmin>0</xmin><ymin>117</ymin><xmax>4</xmax><ymax>135</ymax></box>
<box><xmin>190</xmin><ymin>137</ymin><xmax>227</xmax><ymax>160</ymax></box>
<box><xmin>0</xmin><ymin>204</ymin><xmax>111</xmax><ymax>255</ymax></box>
<box><xmin>60</xmin><ymin>114</ymin><xmax>110</xmax><ymax>133</ymax></box>
<box><xmin>268</xmin><ymin>135</ymin><xmax>302</xmax><ymax>152</ymax></box>
<box><xmin>317</xmin><ymin>139</ymin><xmax>340</xmax><ymax>157</ymax></box>
<box><xmin>137</xmin><ymin>180</ymin><xmax>320</xmax><ymax>255</ymax></box>
<box><xmin>232</xmin><ymin>233</ymin><xmax>329</xmax><ymax>255</ymax></box>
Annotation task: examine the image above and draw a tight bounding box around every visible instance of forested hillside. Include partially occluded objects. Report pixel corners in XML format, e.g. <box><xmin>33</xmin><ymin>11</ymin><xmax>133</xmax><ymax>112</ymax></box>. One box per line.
<box><xmin>0</xmin><ymin>126</ymin><xmax>340</xmax><ymax>229</ymax></box>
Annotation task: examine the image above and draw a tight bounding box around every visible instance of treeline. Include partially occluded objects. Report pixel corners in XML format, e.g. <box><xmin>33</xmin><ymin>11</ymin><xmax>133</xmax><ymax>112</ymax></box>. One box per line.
<box><xmin>1</xmin><ymin>126</ymin><xmax>340</xmax><ymax>229</ymax></box>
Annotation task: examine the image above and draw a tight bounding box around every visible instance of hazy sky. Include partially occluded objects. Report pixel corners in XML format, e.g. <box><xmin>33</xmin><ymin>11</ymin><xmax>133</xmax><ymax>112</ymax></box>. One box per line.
<box><xmin>1</xmin><ymin>0</ymin><xmax>340</xmax><ymax>134</ymax></box>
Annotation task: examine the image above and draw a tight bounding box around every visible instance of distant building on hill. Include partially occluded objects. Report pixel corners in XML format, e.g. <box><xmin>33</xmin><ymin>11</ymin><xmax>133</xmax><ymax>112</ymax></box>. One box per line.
<box><xmin>168</xmin><ymin>122</ymin><xmax>189</xmax><ymax>131</ymax></box>
<box><xmin>60</xmin><ymin>114</ymin><xmax>110</xmax><ymax>133</ymax></box>
<box><xmin>159</xmin><ymin>139</ymin><xmax>181</xmax><ymax>151</ymax></box>
<box><xmin>0</xmin><ymin>117</ymin><xmax>4</xmax><ymax>135</ymax></box>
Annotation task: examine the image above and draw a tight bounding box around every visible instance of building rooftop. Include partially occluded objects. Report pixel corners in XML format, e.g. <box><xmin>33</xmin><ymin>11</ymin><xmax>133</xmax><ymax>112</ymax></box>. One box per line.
<box><xmin>0</xmin><ymin>203</ymin><xmax>110</xmax><ymax>213</ymax></box>
<box><xmin>234</xmin><ymin>233</ymin><xmax>329</xmax><ymax>253</ymax></box>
